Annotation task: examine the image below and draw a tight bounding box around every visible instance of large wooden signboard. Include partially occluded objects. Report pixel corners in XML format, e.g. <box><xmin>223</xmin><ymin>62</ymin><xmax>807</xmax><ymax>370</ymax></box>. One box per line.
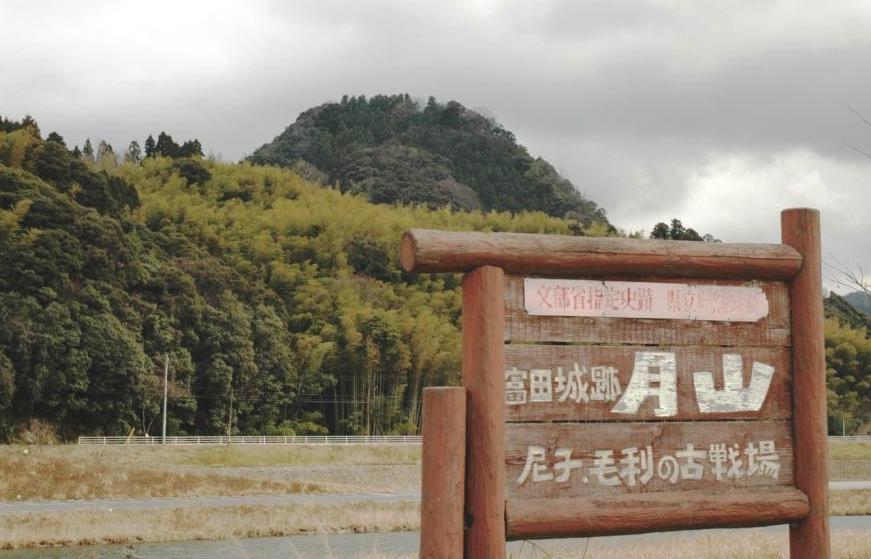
<box><xmin>408</xmin><ymin>209</ymin><xmax>829</xmax><ymax>559</ymax></box>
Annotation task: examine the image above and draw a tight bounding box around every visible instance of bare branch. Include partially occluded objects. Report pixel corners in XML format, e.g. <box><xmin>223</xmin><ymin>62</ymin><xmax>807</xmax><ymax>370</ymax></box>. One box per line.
<box><xmin>825</xmin><ymin>252</ymin><xmax>870</xmax><ymax>296</ymax></box>
<box><xmin>842</xmin><ymin>140</ymin><xmax>871</xmax><ymax>162</ymax></box>
<box><xmin>848</xmin><ymin>105</ymin><xmax>871</xmax><ymax>127</ymax></box>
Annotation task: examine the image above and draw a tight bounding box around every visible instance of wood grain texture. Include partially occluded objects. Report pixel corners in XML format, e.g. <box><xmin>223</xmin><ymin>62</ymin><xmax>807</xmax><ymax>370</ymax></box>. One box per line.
<box><xmin>420</xmin><ymin>387</ymin><xmax>466</xmax><ymax>559</ymax></box>
<box><xmin>401</xmin><ymin>229</ymin><xmax>802</xmax><ymax>279</ymax></box>
<box><xmin>783</xmin><ymin>208</ymin><xmax>831</xmax><ymax>559</ymax></box>
<box><xmin>505</xmin><ymin>421</ymin><xmax>793</xmax><ymax>500</ymax></box>
<box><xmin>505</xmin><ymin>276</ymin><xmax>792</xmax><ymax>346</ymax></box>
<box><xmin>506</xmin><ymin>487</ymin><xmax>809</xmax><ymax>540</ymax></box>
<box><xmin>504</xmin><ymin>345</ymin><xmax>792</xmax><ymax>422</ymax></box>
<box><xmin>461</xmin><ymin>266</ymin><xmax>506</xmax><ymax>559</ymax></box>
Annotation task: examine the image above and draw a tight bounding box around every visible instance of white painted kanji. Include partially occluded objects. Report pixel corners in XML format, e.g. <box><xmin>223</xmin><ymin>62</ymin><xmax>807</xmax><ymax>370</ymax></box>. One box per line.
<box><xmin>693</xmin><ymin>354</ymin><xmax>775</xmax><ymax>413</ymax></box>
<box><xmin>675</xmin><ymin>443</ymin><xmax>706</xmax><ymax>480</ymax></box>
<box><xmin>757</xmin><ymin>440</ymin><xmax>781</xmax><ymax>479</ymax></box>
<box><xmin>555</xmin><ymin>363</ymin><xmax>589</xmax><ymax>403</ymax></box>
<box><xmin>514</xmin><ymin>439</ymin><xmax>783</xmax><ymax>487</ymax></box>
<box><xmin>590</xmin><ymin>366</ymin><xmax>622</xmax><ymax>402</ymax></box>
<box><xmin>619</xmin><ymin>446</ymin><xmax>654</xmax><ymax>487</ymax></box>
<box><xmin>517</xmin><ymin>445</ymin><xmax>551</xmax><ymax>484</ymax></box>
<box><xmin>611</xmin><ymin>351</ymin><xmax>677</xmax><ymax>417</ymax></box>
<box><xmin>504</xmin><ymin>368</ymin><xmax>528</xmax><ymax>405</ymax></box>
<box><xmin>530</xmin><ymin>369</ymin><xmax>553</xmax><ymax>402</ymax></box>
<box><xmin>589</xmin><ymin>450</ymin><xmax>620</xmax><ymax>486</ymax></box>
<box><xmin>553</xmin><ymin>448</ymin><xmax>583</xmax><ymax>483</ymax></box>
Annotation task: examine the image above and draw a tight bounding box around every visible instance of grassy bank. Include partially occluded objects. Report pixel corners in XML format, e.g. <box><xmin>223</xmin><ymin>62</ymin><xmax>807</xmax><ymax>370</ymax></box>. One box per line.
<box><xmin>179</xmin><ymin>444</ymin><xmax>420</xmax><ymax>467</ymax></box>
<box><xmin>0</xmin><ymin>501</ymin><xmax>420</xmax><ymax>549</ymax></box>
<box><xmin>0</xmin><ymin>444</ymin><xmax>421</xmax><ymax>500</ymax></box>
<box><xmin>0</xmin><ymin>445</ymin><xmax>326</xmax><ymax>500</ymax></box>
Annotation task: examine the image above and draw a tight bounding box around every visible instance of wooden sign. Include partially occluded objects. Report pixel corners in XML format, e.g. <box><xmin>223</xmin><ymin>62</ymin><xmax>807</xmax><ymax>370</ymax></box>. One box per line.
<box><xmin>408</xmin><ymin>209</ymin><xmax>830</xmax><ymax>559</ymax></box>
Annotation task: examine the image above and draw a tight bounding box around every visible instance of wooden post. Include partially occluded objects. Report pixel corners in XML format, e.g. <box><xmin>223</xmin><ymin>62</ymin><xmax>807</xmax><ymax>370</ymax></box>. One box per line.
<box><xmin>420</xmin><ymin>387</ymin><xmax>467</xmax><ymax>559</ymax></box>
<box><xmin>782</xmin><ymin>208</ymin><xmax>830</xmax><ymax>559</ymax></box>
<box><xmin>462</xmin><ymin>266</ymin><xmax>506</xmax><ymax>558</ymax></box>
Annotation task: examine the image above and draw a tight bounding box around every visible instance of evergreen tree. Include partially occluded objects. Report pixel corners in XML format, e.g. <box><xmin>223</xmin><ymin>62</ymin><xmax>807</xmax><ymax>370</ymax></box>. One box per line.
<box><xmin>155</xmin><ymin>132</ymin><xmax>179</xmax><ymax>158</ymax></box>
<box><xmin>144</xmin><ymin>135</ymin><xmax>156</xmax><ymax>158</ymax></box>
<box><xmin>82</xmin><ymin>138</ymin><xmax>94</xmax><ymax>160</ymax></box>
<box><xmin>178</xmin><ymin>139</ymin><xmax>203</xmax><ymax>158</ymax></box>
<box><xmin>20</xmin><ymin>114</ymin><xmax>40</xmax><ymax>138</ymax></box>
<box><xmin>46</xmin><ymin>132</ymin><xmax>66</xmax><ymax>147</ymax></box>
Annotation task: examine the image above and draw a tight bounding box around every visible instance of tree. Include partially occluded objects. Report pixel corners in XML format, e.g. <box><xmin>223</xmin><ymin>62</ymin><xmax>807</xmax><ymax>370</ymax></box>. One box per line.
<box><xmin>46</xmin><ymin>132</ymin><xmax>65</xmax><ymax>147</ymax></box>
<box><xmin>171</xmin><ymin>158</ymin><xmax>211</xmax><ymax>186</ymax></box>
<box><xmin>97</xmin><ymin>141</ymin><xmax>117</xmax><ymax>168</ymax></box>
<box><xmin>20</xmin><ymin>115</ymin><xmax>40</xmax><ymax>138</ymax></box>
<box><xmin>178</xmin><ymin>139</ymin><xmax>203</xmax><ymax>158</ymax></box>
<box><xmin>825</xmin><ymin>318</ymin><xmax>871</xmax><ymax>434</ymax></box>
<box><xmin>125</xmin><ymin>141</ymin><xmax>142</xmax><ymax>164</ymax></box>
<box><xmin>82</xmin><ymin>138</ymin><xmax>94</xmax><ymax>160</ymax></box>
<box><xmin>144</xmin><ymin>135</ymin><xmax>156</xmax><ymax>158</ymax></box>
<box><xmin>155</xmin><ymin>132</ymin><xmax>179</xmax><ymax>158</ymax></box>
<box><xmin>650</xmin><ymin>218</ymin><xmax>717</xmax><ymax>241</ymax></box>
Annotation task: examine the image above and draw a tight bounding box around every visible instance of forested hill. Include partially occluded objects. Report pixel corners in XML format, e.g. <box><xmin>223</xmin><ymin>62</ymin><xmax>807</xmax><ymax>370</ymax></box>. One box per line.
<box><xmin>0</xmin><ymin>117</ymin><xmax>587</xmax><ymax>442</ymax></box>
<box><xmin>249</xmin><ymin>94</ymin><xmax>612</xmax><ymax>231</ymax></box>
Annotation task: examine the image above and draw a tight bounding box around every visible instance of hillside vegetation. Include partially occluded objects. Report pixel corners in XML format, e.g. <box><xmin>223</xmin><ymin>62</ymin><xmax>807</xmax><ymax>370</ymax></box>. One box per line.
<box><xmin>3</xmin><ymin>110</ymin><xmax>871</xmax><ymax>438</ymax></box>
<box><xmin>249</xmin><ymin>94</ymin><xmax>611</xmax><ymax>230</ymax></box>
<box><xmin>0</xmin><ymin>118</ymin><xmax>585</xmax><ymax>440</ymax></box>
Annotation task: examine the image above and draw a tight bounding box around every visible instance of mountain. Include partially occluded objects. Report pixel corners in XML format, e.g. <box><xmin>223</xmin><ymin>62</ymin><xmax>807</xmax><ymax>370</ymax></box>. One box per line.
<box><xmin>249</xmin><ymin>94</ymin><xmax>611</xmax><ymax>230</ymax></box>
<box><xmin>844</xmin><ymin>290</ymin><xmax>871</xmax><ymax>315</ymax></box>
<box><xmin>825</xmin><ymin>292</ymin><xmax>871</xmax><ymax>331</ymax></box>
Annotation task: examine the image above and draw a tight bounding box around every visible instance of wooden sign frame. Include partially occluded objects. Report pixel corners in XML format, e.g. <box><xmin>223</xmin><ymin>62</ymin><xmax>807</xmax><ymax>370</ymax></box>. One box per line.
<box><xmin>410</xmin><ymin>208</ymin><xmax>829</xmax><ymax>559</ymax></box>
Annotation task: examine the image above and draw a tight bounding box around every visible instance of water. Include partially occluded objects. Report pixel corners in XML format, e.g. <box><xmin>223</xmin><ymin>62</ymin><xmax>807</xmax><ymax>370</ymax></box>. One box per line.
<box><xmin>2</xmin><ymin>517</ymin><xmax>869</xmax><ymax>559</ymax></box>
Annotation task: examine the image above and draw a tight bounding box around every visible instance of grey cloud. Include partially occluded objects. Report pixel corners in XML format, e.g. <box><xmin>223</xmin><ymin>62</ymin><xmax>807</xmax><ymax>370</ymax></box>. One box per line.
<box><xmin>2</xmin><ymin>0</ymin><xmax>871</xmax><ymax>284</ymax></box>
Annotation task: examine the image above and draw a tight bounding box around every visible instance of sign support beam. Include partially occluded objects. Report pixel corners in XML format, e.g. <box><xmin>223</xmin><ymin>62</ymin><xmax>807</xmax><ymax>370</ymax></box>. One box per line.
<box><xmin>420</xmin><ymin>386</ymin><xmax>466</xmax><ymax>558</ymax></box>
<box><xmin>782</xmin><ymin>208</ymin><xmax>831</xmax><ymax>559</ymax></box>
<box><xmin>462</xmin><ymin>266</ymin><xmax>506</xmax><ymax>559</ymax></box>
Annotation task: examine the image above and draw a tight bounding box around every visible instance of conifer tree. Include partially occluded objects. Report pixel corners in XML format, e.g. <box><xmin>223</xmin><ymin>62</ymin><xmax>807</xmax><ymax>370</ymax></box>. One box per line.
<box><xmin>144</xmin><ymin>135</ymin><xmax>156</xmax><ymax>158</ymax></box>
<box><xmin>82</xmin><ymin>138</ymin><xmax>94</xmax><ymax>160</ymax></box>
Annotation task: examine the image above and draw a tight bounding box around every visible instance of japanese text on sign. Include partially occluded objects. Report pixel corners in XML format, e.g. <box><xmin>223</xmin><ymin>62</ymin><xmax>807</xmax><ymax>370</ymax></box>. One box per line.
<box><xmin>516</xmin><ymin>440</ymin><xmax>781</xmax><ymax>488</ymax></box>
<box><xmin>506</xmin><ymin>351</ymin><xmax>775</xmax><ymax>416</ymax></box>
<box><xmin>524</xmin><ymin>279</ymin><xmax>769</xmax><ymax>322</ymax></box>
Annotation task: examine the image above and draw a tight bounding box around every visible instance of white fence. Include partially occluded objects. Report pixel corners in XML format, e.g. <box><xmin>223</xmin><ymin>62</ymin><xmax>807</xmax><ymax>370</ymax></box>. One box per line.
<box><xmin>829</xmin><ymin>435</ymin><xmax>871</xmax><ymax>444</ymax></box>
<box><xmin>78</xmin><ymin>435</ymin><xmax>422</xmax><ymax>445</ymax></box>
<box><xmin>79</xmin><ymin>435</ymin><xmax>870</xmax><ymax>446</ymax></box>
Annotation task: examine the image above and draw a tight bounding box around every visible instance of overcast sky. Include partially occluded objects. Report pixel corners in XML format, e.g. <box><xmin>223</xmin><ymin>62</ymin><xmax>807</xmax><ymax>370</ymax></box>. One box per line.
<box><xmin>2</xmin><ymin>0</ymin><xmax>870</xmax><ymax>291</ymax></box>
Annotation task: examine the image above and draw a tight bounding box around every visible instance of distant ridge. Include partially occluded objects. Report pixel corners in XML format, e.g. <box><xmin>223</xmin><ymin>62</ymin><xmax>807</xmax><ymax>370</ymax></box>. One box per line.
<box><xmin>249</xmin><ymin>94</ymin><xmax>611</xmax><ymax>230</ymax></box>
<box><xmin>844</xmin><ymin>290</ymin><xmax>871</xmax><ymax>315</ymax></box>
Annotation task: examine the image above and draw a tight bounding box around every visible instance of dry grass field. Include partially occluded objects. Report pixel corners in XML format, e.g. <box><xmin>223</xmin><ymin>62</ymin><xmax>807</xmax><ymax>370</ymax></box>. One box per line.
<box><xmin>0</xmin><ymin>444</ymin><xmax>420</xmax><ymax>500</ymax></box>
<box><xmin>1</xmin><ymin>443</ymin><xmax>870</xmax><ymax>551</ymax></box>
<box><xmin>0</xmin><ymin>501</ymin><xmax>419</xmax><ymax>549</ymax></box>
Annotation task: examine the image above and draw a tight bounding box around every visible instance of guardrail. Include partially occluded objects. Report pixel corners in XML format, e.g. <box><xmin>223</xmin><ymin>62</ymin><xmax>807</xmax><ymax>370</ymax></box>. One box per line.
<box><xmin>78</xmin><ymin>435</ymin><xmax>422</xmax><ymax>445</ymax></box>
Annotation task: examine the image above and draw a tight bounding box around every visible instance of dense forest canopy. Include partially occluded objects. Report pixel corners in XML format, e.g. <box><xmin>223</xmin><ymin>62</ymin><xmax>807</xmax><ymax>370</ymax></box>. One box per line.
<box><xmin>249</xmin><ymin>94</ymin><xmax>612</xmax><ymax>232</ymax></box>
<box><xmin>0</xmin><ymin>115</ymin><xmax>589</xmax><ymax>441</ymax></box>
<box><xmin>2</xmin><ymin>110</ymin><xmax>871</xmax><ymax>439</ymax></box>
